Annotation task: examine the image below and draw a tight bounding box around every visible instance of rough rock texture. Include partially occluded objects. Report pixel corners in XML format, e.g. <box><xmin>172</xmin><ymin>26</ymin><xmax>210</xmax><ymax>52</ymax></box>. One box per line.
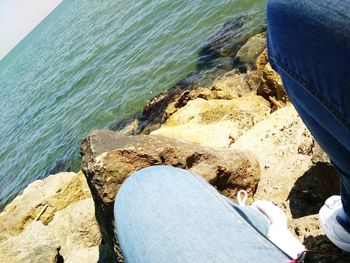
<box><xmin>231</xmin><ymin>105</ymin><xmax>313</xmax><ymax>202</ymax></box>
<box><xmin>64</xmin><ymin>244</ymin><xmax>113</xmax><ymax>263</ymax></box>
<box><xmin>48</xmin><ymin>198</ymin><xmax>102</xmax><ymax>257</ymax></box>
<box><xmin>0</xmin><ymin>221</ymin><xmax>60</xmax><ymax>263</ymax></box>
<box><xmin>0</xmin><ymin>171</ymin><xmax>91</xmax><ymax>242</ymax></box>
<box><xmin>65</xmin><ymin>247</ymin><xmax>100</xmax><ymax>263</ymax></box>
<box><xmin>152</xmin><ymin>93</ymin><xmax>270</xmax><ymax>147</ymax></box>
<box><xmin>230</xmin><ymin>105</ymin><xmax>340</xmax><ymax>254</ymax></box>
<box><xmin>0</xmin><ymin>171</ymin><xmax>108</xmax><ymax>263</ymax></box>
<box><xmin>256</xmin><ymin>49</ymin><xmax>287</xmax><ymax>103</ymax></box>
<box><xmin>211</xmin><ymin>70</ymin><xmax>263</xmax><ymax>97</ymax></box>
<box><xmin>163</xmin><ymin>70</ymin><xmax>263</xmax><ymax>118</ymax></box>
<box><xmin>81</xmin><ymin>129</ymin><xmax>261</xmax><ymax>259</ymax></box>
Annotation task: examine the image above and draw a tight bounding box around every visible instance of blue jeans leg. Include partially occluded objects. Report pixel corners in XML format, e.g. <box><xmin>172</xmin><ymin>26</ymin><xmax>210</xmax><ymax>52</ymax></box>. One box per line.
<box><xmin>267</xmin><ymin>0</ymin><xmax>350</xmax><ymax>223</ymax></box>
<box><xmin>114</xmin><ymin>166</ymin><xmax>290</xmax><ymax>263</ymax></box>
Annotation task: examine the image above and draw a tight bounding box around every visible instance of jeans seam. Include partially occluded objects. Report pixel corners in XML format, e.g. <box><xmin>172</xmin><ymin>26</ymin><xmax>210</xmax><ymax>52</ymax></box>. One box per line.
<box><xmin>187</xmin><ymin>171</ymin><xmax>291</xmax><ymax>259</ymax></box>
<box><xmin>269</xmin><ymin>55</ymin><xmax>350</xmax><ymax>133</ymax></box>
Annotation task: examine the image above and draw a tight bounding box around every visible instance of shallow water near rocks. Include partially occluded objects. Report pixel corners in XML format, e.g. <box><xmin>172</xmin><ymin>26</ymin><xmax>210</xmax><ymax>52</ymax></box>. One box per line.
<box><xmin>0</xmin><ymin>0</ymin><xmax>265</xmax><ymax>208</ymax></box>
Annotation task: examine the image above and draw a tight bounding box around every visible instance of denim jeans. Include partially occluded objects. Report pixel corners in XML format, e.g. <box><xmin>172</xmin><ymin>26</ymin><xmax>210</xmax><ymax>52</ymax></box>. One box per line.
<box><xmin>267</xmin><ymin>0</ymin><xmax>350</xmax><ymax>225</ymax></box>
<box><xmin>114</xmin><ymin>0</ymin><xmax>350</xmax><ymax>261</ymax></box>
<box><xmin>114</xmin><ymin>166</ymin><xmax>290</xmax><ymax>262</ymax></box>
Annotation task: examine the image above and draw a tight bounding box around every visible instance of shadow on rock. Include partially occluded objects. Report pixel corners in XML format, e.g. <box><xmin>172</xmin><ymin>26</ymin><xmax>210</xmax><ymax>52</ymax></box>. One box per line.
<box><xmin>98</xmin><ymin>242</ymin><xmax>115</xmax><ymax>263</ymax></box>
<box><xmin>288</xmin><ymin>162</ymin><xmax>339</xmax><ymax>219</ymax></box>
<box><xmin>304</xmin><ymin>235</ymin><xmax>350</xmax><ymax>263</ymax></box>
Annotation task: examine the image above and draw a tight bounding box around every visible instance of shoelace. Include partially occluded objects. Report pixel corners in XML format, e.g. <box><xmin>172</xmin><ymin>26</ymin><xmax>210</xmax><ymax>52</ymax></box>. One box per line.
<box><xmin>237</xmin><ymin>192</ymin><xmax>350</xmax><ymax>261</ymax></box>
<box><xmin>237</xmin><ymin>190</ymin><xmax>248</xmax><ymax>207</ymax></box>
<box><xmin>236</xmin><ymin>190</ymin><xmax>307</xmax><ymax>262</ymax></box>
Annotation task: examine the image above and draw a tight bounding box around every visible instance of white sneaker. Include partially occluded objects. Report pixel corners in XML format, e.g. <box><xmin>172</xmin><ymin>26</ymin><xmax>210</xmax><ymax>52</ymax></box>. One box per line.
<box><xmin>236</xmin><ymin>191</ymin><xmax>306</xmax><ymax>260</ymax></box>
<box><xmin>319</xmin><ymin>195</ymin><xmax>350</xmax><ymax>252</ymax></box>
<box><xmin>251</xmin><ymin>200</ymin><xmax>306</xmax><ymax>260</ymax></box>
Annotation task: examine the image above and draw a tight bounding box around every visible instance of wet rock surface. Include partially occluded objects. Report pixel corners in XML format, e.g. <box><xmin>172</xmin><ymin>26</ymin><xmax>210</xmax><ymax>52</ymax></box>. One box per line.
<box><xmin>197</xmin><ymin>16</ymin><xmax>264</xmax><ymax>72</ymax></box>
<box><xmin>111</xmin><ymin>16</ymin><xmax>266</xmax><ymax>136</ymax></box>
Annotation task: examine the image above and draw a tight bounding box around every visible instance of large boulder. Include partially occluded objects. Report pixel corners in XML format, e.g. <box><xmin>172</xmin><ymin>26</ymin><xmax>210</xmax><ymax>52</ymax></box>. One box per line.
<box><xmin>164</xmin><ymin>70</ymin><xmax>264</xmax><ymax>120</ymax></box>
<box><xmin>152</xmin><ymin>93</ymin><xmax>270</xmax><ymax>148</ymax></box>
<box><xmin>0</xmin><ymin>171</ymin><xmax>91</xmax><ymax>242</ymax></box>
<box><xmin>0</xmin><ymin>172</ymin><xmax>106</xmax><ymax>263</ymax></box>
<box><xmin>230</xmin><ymin>105</ymin><xmax>319</xmax><ymax>202</ymax></box>
<box><xmin>0</xmin><ymin>221</ymin><xmax>60</xmax><ymax>263</ymax></box>
<box><xmin>230</xmin><ymin>105</ymin><xmax>339</xmax><ymax>241</ymax></box>
<box><xmin>80</xmin><ymin>130</ymin><xmax>261</xmax><ymax>259</ymax></box>
<box><xmin>210</xmin><ymin>70</ymin><xmax>263</xmax><ymax>98</ymax></box>
<box><xmin>47</xmin><ymin>198</ymin><xmax>102</xmax><ymax>258</ymax></box>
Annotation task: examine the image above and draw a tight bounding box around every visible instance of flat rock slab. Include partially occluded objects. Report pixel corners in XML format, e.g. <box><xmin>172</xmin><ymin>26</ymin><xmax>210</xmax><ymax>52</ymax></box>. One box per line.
<box><xmin>152</xmin><ymin>93</ymin><xmax>270</xmax><ymax>148</ymax></box>
<box><xmin>81</xmin><ymin>130</ymin><xmax>261</xmax><ymax>260</ymax></box>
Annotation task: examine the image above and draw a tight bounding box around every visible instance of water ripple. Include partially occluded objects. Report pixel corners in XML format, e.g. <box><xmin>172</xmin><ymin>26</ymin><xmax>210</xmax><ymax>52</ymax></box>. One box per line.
<box><xmin>0</xmin><ymin>0</ymin><xmax>265</xmax><ymax>208</ymax></box>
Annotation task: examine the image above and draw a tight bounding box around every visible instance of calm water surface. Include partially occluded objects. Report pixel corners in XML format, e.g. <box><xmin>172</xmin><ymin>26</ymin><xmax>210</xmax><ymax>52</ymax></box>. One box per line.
<box><xmin>0</xmin><ymin>0</ymin><xmax>265</xmax><ymax>208</ymax></box>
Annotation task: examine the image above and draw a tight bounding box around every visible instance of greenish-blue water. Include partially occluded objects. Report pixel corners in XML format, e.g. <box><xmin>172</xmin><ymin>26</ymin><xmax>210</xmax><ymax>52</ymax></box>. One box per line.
<box><xmin>0</xmin><ymin>0</ymin><xmax>265</xmax><ymax>208</ymax></box>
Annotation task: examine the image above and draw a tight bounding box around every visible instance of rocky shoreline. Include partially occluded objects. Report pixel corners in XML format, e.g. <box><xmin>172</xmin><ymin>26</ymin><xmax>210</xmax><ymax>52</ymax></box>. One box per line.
<box><xmin>0</xmin><ymin>20</ymin><xmax>348</xmax><ymax>263</ymax></box>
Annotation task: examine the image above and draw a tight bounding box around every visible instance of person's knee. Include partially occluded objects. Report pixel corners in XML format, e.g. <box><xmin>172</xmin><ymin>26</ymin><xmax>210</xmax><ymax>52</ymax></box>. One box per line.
<box><xmin>118</xmin><ymin>165</ymin><xmax>185</xmax><ymax>192</ymax></box>
<box><xmin>267</xmin><ymin>0</ymin><xmax>311</xmax><ymax>19</ymax></box>
<box><xmin>114</xmin><ymin>165</ymin><xmax>190</xmax><ymax>212</ymax></box>
<box><xmin>267</xmin><ymin>0</ymin><xmax>350</xmax><ymax>48</ymax></box>
<box><xmin>267</xmin><ymin>0</ymin><xmax>303</xmax><ymax>38</ymax></box>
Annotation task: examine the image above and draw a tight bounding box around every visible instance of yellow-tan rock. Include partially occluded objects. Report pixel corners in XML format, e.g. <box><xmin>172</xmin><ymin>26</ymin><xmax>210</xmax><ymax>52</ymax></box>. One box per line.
<box><xmin>47</xmin><ymin>198</ymin><xmax>102</xmax><ymax>258</ymax></box>
<box><xmin>64</xmin><ymin>244</ymin><xmax>113</xmax><ymax>263</ymax></box>
<box><xmin>256</xmin><ymin>49</ymin><xmax>287</xmax><ymax>102</ymax></box>
<box><xmin>0</xmin><ymin>171</ymin><xmax>91</xmax><ymax>242</ymax></box>
<box><xmin>0</xmin><ymin>221</ymin><xmax>60</xmax><ymax>263</ymax></box>
<box><xmin>230</xmin><ymin>105</ymin><xmax>314</xmax><ymax>202</ymax></box>
<box><xmin>152</xmin><ymin>93</ymin><xmax>270</xmax><ymax>148</ymax></box>
<box><xmin>230</xmin><ymin>105</ymin><xmax>339</xmax><ymax>244</ymax></box>
<box><xmin>164</xmin><ymin>70</ymin><xmax>263</xmax><ymax>119</ymax></box>
<box><xmin>65</xmin><ymin>247</ymin><xmax>100</xmax><ymax>263</ymax></box>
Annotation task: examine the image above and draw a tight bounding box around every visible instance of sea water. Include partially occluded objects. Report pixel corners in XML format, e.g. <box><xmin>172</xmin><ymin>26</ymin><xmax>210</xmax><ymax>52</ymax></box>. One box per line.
<box><xmin>0</xmin><ymin>0</ymin><xmax>265</xmax><ymax>208</ymax></box>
